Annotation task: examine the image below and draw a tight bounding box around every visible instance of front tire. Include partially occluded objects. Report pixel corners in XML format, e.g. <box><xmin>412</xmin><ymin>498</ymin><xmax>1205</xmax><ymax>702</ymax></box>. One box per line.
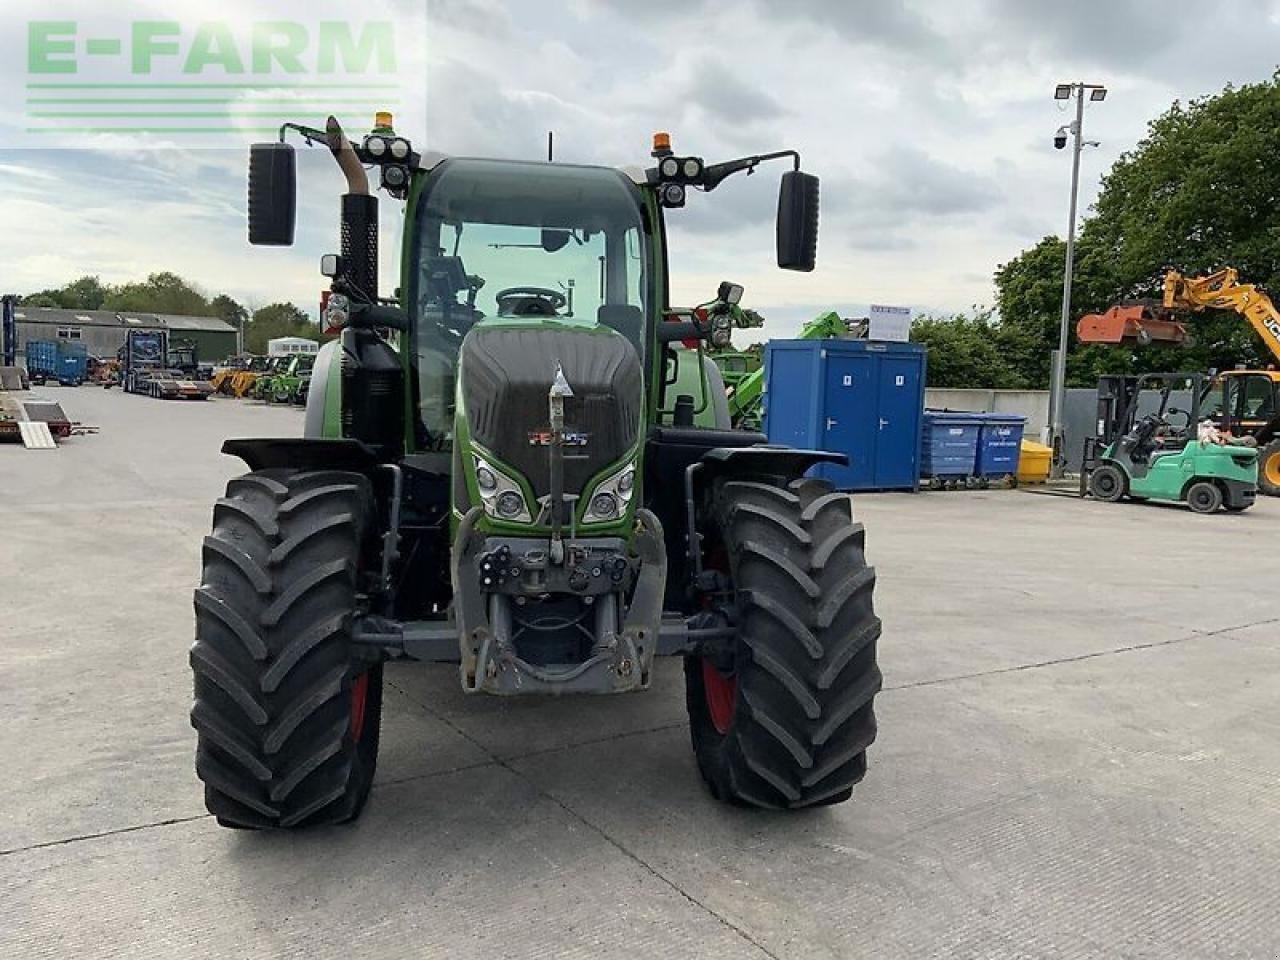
<box><xmin>686</xmin><ymin>478</ymin><xmax>882</xmax><ymax>809</ymax></box>
<box><xmin>190</xmin><ymin>469</ymin><xmax>383</xmax><ymax>829</ymax></box>
<box><xmin>1089</xmin><ymin>464</ymin><xmax>1126</xmax><ymax>502</ymax></box>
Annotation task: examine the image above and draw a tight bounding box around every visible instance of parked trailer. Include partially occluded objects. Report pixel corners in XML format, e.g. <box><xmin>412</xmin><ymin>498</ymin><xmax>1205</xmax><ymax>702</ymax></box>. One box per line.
<box><xmin>117</xmin><ymin>329</ymin><xmax>212</xmax><ymax>400</ymax></box>
<box><xmin>1</xmin><ymin>366</ymin><xmax>73</xmax><ymax>447</ymax></box>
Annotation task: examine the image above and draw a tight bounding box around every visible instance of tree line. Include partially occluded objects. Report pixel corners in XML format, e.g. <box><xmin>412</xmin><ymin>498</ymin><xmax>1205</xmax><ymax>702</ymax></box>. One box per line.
<box><xmin>22</xmin><ymin>75</ymin><xmax>1280</xmax><ymax>386</ymax></box>
<box><xmin>912</xmin><ymin>73</ymin><xmax>1280</xmax><ymax>388</ymax></box>
<box><xmin>21</xmin><ymin>272</ymin><xmax>315</xmax><ymax>356</ymax></box>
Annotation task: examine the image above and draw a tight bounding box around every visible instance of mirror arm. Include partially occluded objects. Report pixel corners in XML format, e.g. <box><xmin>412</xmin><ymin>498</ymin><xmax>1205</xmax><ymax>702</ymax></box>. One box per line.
<box><xmin>657</xmin><ymin>321</ymin><xmax>702</xmax><ymax>343</ymax></box>
<box><xmin>701</xmin><ymin>149</ymin><xmax>800</xmax><ymax>192</ymax></box>
<box><xmin>278</xmin><ymin>122</ymin><xmax>328</xmax><ymax>147</ymax></box>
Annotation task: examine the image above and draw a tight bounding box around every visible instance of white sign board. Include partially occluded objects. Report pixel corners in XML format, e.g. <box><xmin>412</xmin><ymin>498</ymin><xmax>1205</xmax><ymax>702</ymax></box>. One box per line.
<box><xmin>868</xmin><ymin>304</ymin><xmax>912</xmax><ymax>342</ymax></box>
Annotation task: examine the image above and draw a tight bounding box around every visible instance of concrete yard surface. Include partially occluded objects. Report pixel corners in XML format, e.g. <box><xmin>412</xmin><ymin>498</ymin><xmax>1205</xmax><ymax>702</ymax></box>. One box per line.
<box><xmin>3</xmin><ymin>386</ymin><xmax>1279</xmax><ymax>958</ymax></box>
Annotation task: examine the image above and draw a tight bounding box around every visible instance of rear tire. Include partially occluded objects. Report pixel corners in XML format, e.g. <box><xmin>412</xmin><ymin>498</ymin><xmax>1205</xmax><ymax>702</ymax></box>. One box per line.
<box><xmin>190</xmin><ymin>469</ymin><xmax>383</xmax><ymax>829</ymax></box>
<box><xmin>1186</xmin><ymin>481</ymin><xmax>1223</xmax><ymax>514</ymax></box>
<box><xmin>1258</xmin><ymin>440</ymin><xmax>1280</xmax><ymax>497</ymax></box>
<box><xmin>1089</xmin><ymin>464</ymin><xmax>1126</xmax><ymax>502</ymax></box>
<box><xmin>686</xmin><ymin>477</ymin><xmax>882</xmax><ymax>809</ymax></box>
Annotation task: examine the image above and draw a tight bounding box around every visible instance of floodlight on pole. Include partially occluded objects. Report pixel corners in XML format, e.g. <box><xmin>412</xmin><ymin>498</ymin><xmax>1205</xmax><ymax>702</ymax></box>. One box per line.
<box><xmin>1047</xmin><ymin>81</ymin><xmax>1107</xmax><ymax>478</ymax></box>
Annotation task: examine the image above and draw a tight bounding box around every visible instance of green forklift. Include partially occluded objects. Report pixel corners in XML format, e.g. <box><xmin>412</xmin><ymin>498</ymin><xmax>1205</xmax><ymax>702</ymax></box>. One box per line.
<box><xmin>1082</xmin><ymin>373</ymin><xmax>1258</xmax><ymax>513</ymax></box>
<box><xmin>189</xmin><ymin>117</ymin><xmax>883</xmax><ymax>829</ymax></box>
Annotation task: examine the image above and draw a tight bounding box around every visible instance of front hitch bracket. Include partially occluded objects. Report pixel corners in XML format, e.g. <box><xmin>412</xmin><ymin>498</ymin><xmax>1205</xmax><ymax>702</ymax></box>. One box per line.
<box><xmin>451</xmin><ymin>507</ymin><xmax>666</xmax><ymax>695</ymax></box>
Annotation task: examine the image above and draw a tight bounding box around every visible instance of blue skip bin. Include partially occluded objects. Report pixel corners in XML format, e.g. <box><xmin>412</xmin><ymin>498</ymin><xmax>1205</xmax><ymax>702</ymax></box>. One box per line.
<box><xmin>975</xmin><ymin>414</ymin><xmax>1026</xmax><ymax>480</ymax></box>
<box><xmin>922</xmin><ymin>411</ymin><xmax>982</xmax><ymax>484</ymax></box>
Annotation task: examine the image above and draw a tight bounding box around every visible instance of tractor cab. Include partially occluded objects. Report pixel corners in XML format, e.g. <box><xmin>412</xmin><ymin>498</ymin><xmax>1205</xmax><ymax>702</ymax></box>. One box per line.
<box><xmin>408</xmin><ymin>158</ymin><xmax>651</xmax><ymax>453</ymax></box>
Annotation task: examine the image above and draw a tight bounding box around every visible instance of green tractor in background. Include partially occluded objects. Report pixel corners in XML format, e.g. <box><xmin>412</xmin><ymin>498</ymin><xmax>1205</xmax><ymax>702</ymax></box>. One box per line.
<box><xmin>190</xmin><ymin>117</ymin><xmax>882</xmax><ymax>829</ymax></box>
<box><xmin>1082</xmin><ymin>373</ymin><xmax>1258</xmax><ymax>513</ymax></box>
<box><xmin>256</xmin><ymin>353</ymin><xmax>315</xmax><ymax>405</ymax></box>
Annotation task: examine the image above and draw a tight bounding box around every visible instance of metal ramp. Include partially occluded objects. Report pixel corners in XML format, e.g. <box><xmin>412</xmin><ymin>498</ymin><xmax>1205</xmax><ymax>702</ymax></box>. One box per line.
<box><xmin>18</xmin><ymin>421</ymin><xmax>56</xmax><ymax>449</ymax></box>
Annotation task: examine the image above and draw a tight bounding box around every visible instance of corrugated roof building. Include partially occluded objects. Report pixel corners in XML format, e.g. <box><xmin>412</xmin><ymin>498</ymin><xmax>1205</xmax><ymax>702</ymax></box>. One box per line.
<box><xmin>14</xmin><ymin>307</ymin><xmax>237</xmax><ymax>364</ymax></box>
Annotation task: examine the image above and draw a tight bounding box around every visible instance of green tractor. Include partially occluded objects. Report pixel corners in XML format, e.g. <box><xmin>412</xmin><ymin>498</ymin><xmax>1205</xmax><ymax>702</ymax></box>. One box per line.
<box><xmin>257</xmin><ymin>353</ymin><xmax>315</xmax><ymax>404</ymax></box>
<box><xmin>1082</xmin><ymin>373</ymin><xmax>1258</xmax><ymax>513</ymax></box>
<box><xmin>190</xmin><ymin>117</ymin><xmax>882</xmax><ymax>829</ymax></box>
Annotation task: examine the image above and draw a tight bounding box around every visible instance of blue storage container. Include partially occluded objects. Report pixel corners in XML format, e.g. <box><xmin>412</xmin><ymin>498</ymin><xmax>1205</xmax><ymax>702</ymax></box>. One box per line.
<box><xmin>763</xmin><ymin>340</ymin><xmax>926</xmax><ymax>491</ymax></box>
<box><xmin>921</xmin><ymin>411</ymin><xmax>983</xmax><ymax>480</ymax></box>
<box><xmin>56</xmin><ymin>341</ymin><xmax>87</xmax><ymax>385</ymax></box>
<box><xmin>974</xmin><ymin>414</ymin><xmax>1026</xmax><ymax>478</ymax></box>
<box><xmin>24</xmin><ymin>339</ymin><xmax>59</xmax><ymax>382</ymax></box>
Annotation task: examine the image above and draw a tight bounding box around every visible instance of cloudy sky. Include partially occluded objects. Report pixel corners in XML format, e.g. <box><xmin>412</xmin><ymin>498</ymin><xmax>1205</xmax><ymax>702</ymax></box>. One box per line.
<box><xmin>2</xmin><ymin>0</ymin><xmax>1279</xmax><ymax>338</ymax></box>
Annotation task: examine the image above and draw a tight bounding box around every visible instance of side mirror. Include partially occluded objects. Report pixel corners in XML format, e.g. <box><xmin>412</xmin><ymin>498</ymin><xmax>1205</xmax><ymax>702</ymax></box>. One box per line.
<box><xmin>777</xmin><ymin>170</ymin><xmax>819</xmax><ymax>272</ymax></box>
<box><xmin>248</xmin><ymin>142</ymin><xmax>296</xmax><ymax>246</ymax></box>
<box><xmin>717</xmin><ymin>280</ymin><xmax>744</xmax><ymax>305</ymax></box>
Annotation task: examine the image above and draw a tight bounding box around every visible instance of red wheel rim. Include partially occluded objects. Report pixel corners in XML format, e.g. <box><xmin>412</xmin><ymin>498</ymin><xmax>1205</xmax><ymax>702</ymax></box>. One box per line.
<box><xmin>701</xmin><ymin>659</ymin><xmax>737</xmax><ymax>735</ymax></box>
<box><xmin>349</xmin><ymin>672</ymin><xmax>370</xmax><ymax>743</ymax></box>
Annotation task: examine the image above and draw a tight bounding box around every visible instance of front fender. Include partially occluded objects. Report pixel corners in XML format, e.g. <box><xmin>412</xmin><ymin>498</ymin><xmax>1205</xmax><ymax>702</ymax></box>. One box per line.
<box><xmin>697</xmin><ymin>444</ymin><xmax>847</xmax><ymax>481</ymax></box>
<box><xmin>303</xmin><ymin>339</ymin><xmax>344</xmax><ymax>438</ymax></box>
<box><xmin>221</xmin><ymin>437</ymin><xmax>381</xmax><ymax>473</ymax></box>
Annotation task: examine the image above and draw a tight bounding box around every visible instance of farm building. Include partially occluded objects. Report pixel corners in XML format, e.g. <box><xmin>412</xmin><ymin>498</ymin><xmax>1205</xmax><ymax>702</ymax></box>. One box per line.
<box><xmin>13</xmin><ymin>307</ymin><xmax>237</xmax><ymax>364</ymax></box>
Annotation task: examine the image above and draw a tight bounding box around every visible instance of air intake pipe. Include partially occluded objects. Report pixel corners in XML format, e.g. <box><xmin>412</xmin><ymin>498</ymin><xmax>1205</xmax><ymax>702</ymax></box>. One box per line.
<box><xmin>326</xmin><ymin>116</ymin><xmax>378</xmax><ymax>303</ymax></box>
<box><xmin>325</xmin><ymin>116</ymin><xmax>402</xmax><ymax>460</ymax></box>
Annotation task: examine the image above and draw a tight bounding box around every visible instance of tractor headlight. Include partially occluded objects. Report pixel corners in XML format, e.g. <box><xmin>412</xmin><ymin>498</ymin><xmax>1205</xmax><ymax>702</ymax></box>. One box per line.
<box><xmin>496</xmin><ymin>491</ymin><xmax>526</xmax><ymax>519</ymax></box>
<box><xmin>472</xmin><ymin>455</ymin><xmax>532</xmax><ymax>523</ymax></box>
<box><xmin>660</xmin><ymin>183</ymin><xmax>685</xmax><ymax>208</ymax></box>
<box><xmin>583</xmin><ymin>457</ymin><xmax>638</xmax><ymax>524</ymax></box>
<box><xmin>589</xmin><ymin>492</ymin><xmax>619</xmax><ymax>520</ymax></box>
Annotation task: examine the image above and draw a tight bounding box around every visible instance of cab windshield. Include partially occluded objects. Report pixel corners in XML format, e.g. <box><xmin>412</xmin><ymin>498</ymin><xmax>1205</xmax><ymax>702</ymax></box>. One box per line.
<box><xmin>410</xmin><ymin>158</ymin><xmax>650</xmax><ymax>446</ymax></box>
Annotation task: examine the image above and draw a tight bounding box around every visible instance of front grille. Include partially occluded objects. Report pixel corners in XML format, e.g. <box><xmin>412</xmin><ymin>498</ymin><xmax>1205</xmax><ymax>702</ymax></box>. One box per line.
<box><xmin>460</xmin><ymin>326</ymin><xmax>642</xmax><ymax>498</ymax></box>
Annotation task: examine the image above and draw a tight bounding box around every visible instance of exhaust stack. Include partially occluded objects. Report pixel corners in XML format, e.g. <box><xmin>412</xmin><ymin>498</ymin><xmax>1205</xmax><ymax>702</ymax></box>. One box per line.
<box><xmin>326</xmin><ymin>116</ymin><xmax>378</xmax><ymax>302</ymax></box>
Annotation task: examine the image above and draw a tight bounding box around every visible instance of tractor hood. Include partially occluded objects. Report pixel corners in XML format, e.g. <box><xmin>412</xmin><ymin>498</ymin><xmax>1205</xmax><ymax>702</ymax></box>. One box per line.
<box><xmin>458</xmin><ymin>322</ymin><xmax>642</xmax><ymax>506</ymax></box>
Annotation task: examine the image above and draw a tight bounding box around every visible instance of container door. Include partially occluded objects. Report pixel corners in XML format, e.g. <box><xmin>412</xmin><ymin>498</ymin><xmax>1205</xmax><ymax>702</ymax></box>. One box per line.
<box><xmin>874</xmin><ymin>355</ymin><xmax>922</xmax><ymax>488</ymax></box>
<box><xmin>820</xmin><ymin>353</ymin><xmax>876</xmax><ymax>489</ymax></box>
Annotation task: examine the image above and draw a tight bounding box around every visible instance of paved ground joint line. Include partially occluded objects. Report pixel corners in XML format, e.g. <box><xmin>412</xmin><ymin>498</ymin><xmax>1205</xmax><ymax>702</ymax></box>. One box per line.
<box><xmin>0</xmin><ymin>814</ymin><xmax>211</xmax><ymax>858</ymax></box>
<box><xmin>883</xmin><ymin>615</ymin><xmax>1280</xmax><ymax>693</ymax></box>
<box><xmin>386</xmin><ymin>678</ymin><xmax>780</xmax><ymax>960</ymax></box>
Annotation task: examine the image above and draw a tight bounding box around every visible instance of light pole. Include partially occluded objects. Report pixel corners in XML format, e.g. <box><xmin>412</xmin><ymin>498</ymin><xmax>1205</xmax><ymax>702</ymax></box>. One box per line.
<box><xmin>1049</xmin><ymin>81</ymin><xmax>1106</xmax><ymax>477</ymax></box>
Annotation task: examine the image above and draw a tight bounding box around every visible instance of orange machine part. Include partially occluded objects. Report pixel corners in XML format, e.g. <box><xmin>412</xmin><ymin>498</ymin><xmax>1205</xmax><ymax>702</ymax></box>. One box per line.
<box><xmin>1076</xmin><ymin>304</ymin><xmax>1188</xmax><ymax>346</ymax></box>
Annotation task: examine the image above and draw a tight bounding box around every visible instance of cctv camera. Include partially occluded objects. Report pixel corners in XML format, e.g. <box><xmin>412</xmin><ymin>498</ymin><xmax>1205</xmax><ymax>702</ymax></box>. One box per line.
<box><xmin>1054</xmin><ymin>133</ymin><xmax>1067</xmax><ymax>149</ymax></box>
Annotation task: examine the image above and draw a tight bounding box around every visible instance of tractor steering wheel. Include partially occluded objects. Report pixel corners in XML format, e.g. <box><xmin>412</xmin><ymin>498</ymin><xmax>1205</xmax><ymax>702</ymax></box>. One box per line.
<box><xmin>495</xmin><ymin>286</ymin><xmax>567</xmax><ymax>317</ymax></box>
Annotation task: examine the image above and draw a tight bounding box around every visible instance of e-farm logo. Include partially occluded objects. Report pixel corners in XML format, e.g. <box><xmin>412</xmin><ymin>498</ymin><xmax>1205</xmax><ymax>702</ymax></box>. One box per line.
<box><xmin>23</xmin><ymin>17</ymin><xmax>406</xmax><ymax>142</ymax></box>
